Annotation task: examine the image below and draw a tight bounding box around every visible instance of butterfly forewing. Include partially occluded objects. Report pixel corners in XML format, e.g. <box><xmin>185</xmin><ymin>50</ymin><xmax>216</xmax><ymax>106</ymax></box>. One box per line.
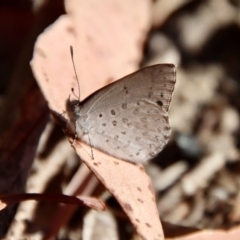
<box><xmin>80</xmin><ymin>64</ymin><xmax>176</xmax><ymax>115</ymax></box>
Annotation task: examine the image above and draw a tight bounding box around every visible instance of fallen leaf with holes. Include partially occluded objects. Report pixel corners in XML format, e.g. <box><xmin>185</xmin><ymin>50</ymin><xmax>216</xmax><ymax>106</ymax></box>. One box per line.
<box><xmin>31</xmin><ymin>0</ymin><xmax>164</xmax><ymax>239</ymax></box>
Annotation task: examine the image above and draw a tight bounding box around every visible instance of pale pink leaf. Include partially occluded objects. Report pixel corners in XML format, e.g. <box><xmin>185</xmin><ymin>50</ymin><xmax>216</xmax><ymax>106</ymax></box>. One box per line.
<box><xmin>31</xmin><ymin>1</ymin><xmax>164</xmax><ymax>239</ymax></box>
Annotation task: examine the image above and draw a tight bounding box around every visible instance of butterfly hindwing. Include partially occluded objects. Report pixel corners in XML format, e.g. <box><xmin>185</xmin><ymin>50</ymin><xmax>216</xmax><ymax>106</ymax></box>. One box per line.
<box><xmin>81</xmin><ymin>100</ymin><xmax>171</xmax><ymax>163</ymax></box>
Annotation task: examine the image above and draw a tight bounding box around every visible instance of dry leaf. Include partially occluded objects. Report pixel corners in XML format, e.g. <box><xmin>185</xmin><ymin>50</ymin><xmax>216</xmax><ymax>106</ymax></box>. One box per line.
<box><xmin>167</xmin><ymin>226</ymin><xmax>240</xmax><ymax>240</ymax></box>
<box><xmin>0</xmin><ymin>193</ymin><xmax>105</xmax><ymax>211</ymax></box>
<box><xmin>31</xmin><ymin>0</ymin><xmax>164</xmax><ymax>239</ymax></box>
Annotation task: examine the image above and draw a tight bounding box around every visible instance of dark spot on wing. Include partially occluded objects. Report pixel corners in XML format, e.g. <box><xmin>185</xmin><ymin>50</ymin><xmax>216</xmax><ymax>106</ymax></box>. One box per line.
<box><xmin>156</xmin><ymin>100</ymin><xmax>163</xmax><ymax>106</ymax></box>
<box><xmin>164</xmin><ymin>126</ymin><xmax>171</xmax><ymax>131</ymax></box>
<box><xmin>124</xmin><ymin>86</ymin><xmax>129</xmax><ymax>94</ymax></box>
<box><xmin>111</xmin><ymin>110</ymin><xmax>116</xmax><ymax>115</ymax></box>
<box><xmin>122</xmin><ymin>103</ymin><xmax>127</xmax><ymax>109</ymax></box>
<box><xmin>164</xmin><ymin>134</ymin><xmax>169</xmax><ymax>140</ymax></box>
<box><xmin>133</xmin><ymin>108</ymin><xmax>139</xmax><ymax>115</ymax></box>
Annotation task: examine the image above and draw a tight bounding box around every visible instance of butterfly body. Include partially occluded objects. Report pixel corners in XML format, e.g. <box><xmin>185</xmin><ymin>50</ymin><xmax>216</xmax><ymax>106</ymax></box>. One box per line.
<box><xmin>66</xmin><ymin>64</ymin><xmax>176</xmax><ymax>164</ymax></box>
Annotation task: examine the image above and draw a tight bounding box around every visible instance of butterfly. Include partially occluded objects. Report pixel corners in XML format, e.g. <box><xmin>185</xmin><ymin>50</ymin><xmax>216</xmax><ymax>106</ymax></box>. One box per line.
<box><xmin>66</xmin><ymin>64</ymin><xmax>176</xmax><ymax>164</ymax></box>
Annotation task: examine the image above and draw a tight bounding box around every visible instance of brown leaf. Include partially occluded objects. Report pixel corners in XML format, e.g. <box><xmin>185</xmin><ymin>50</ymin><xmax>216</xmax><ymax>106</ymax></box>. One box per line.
<box><xmin>0</xmin><ymin>193</ymin><xmax>105</xmax><ymax>211</ymax></box>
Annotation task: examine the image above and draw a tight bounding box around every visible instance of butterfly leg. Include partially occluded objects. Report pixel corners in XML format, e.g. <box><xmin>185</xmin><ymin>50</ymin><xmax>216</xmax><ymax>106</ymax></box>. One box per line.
<box><xmin>87</xmin><ymin>133</ymin><xmax>94</xmax><ymax>160</ymax></box>
<box><xmin>70</xmin><ymin>120</ymin><xmax>78</xmax><ymax>146</ymax></box>
<box><xmin>62</xmin><ymin>116</ymin><xmax>71</xmax><ymax>138</ymax></box>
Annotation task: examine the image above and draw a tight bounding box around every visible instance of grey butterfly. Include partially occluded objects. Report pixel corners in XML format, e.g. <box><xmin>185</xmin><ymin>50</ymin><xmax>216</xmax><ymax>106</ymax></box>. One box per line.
<box><xmin>66</xmin><ymin>64</ymin><xmax>176</xmax><ymax>164</ymax></box>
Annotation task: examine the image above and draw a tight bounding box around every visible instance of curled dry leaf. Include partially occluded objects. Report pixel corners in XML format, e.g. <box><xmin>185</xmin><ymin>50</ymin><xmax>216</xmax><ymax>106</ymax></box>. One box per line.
<box><xmin>31</xmin><ymin>0</ymin><xmax>164</xmax><ymax>239</ymax></box>
<box><xmin>79</xmin><ymin>196</ymin><xmax>106</xmax><ymax>211</ymax></box>
<box><xmin>0</xmin><ymin>193</ymin><xmax>105</xmax><ymax>211</ymax></box>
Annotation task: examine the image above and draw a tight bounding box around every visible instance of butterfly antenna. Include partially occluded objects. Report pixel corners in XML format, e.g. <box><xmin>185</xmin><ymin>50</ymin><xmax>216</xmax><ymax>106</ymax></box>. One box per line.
<box><xmin>70</xmin><ymin>46</ymin><xmax>81</xmax><ymax>101</ymax></box>
<box><xmin>71</xmin><ymin>88</ymin><xmax>79</xmax><ymax>99</ymax></box>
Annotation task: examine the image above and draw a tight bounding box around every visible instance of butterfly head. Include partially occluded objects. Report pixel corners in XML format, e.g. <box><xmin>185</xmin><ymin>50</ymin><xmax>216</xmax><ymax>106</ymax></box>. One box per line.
<box><xmin>66</xmin><ymin>99</ymin><xmax>82</xmax><ymax>120</ymax></box>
